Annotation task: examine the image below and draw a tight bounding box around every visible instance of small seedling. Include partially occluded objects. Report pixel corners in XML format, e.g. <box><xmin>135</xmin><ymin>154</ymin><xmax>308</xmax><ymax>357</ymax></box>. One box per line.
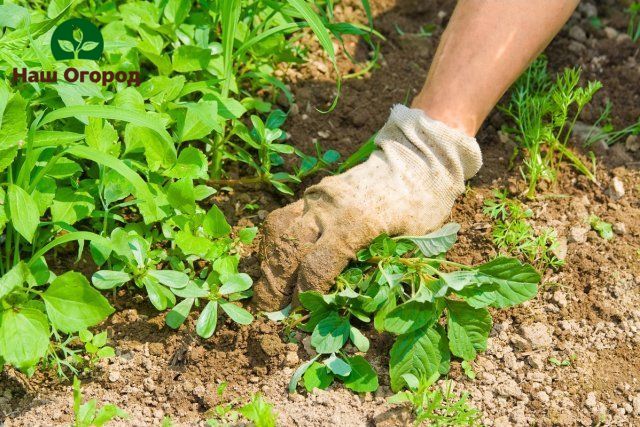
<box><xmin>589</xmin><ymin>215</ymin><xmax>614</xmax><ymax>240</ymax></box>
<box><xmin>78</xmin><ymin>330</ymin><xmax>115</xmax><ymax>367</ymax></box>
<box><xmin>483</xmin><ymin>189</ymin><xmax>564</xmax><ymax>270</ymax></box>
<box><xmin>287</xmin><ymin>223</ymin><xmax>540</xmax><ymax>395</ymax></box>
<box><xmin>206</xmin><ymin>383</ymin><xmax>277</xmax><ymax>427</ymax></box>
<box><xmin>388</xmin><ymin>373</ymin><xmax>480</xmax><ymax>426</ymax></box>
<box><xmin>72</xmin><ymin>377</ymin><xmax>127</xmax><ymax>427</ymax></box>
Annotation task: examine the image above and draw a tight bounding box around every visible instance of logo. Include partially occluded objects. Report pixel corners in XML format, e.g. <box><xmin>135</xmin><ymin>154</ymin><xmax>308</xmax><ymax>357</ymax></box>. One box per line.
<box><xmin>51</xmin><ymin>18</ymin><xmax>104</xmax><ymax>61</ymax></box>
<box><xmin>11</xmin><ymin>17</ymin><xmax>140</xmax><ymax>86</ymax></box>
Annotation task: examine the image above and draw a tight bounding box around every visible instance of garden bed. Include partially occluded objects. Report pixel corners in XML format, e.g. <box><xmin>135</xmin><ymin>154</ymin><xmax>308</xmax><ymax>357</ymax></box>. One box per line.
<box><xmin>2</xmin><ymin>0</ymin><xmax>640</xmax><ymax>426</ymax></box>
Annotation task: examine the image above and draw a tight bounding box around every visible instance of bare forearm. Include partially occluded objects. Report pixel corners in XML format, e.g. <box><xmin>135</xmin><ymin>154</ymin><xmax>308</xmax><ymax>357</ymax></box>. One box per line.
<box><xmin>412</xmin><ymin>0</ymin><xmax>580</xmax><ymax>136</ymax></box>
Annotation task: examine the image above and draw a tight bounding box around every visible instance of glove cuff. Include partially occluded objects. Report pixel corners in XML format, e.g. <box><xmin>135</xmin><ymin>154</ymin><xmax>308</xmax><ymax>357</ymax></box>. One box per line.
<box><xmin>375</xmin><ymin>104</ymin><xmax>483</xmax><ymax>185</ymax></box>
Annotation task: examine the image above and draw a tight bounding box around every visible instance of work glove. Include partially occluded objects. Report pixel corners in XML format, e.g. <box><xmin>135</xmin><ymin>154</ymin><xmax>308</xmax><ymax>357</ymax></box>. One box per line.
<box><xmin>253</xmin><ymin>104</ymin><xmax>482</xmax><ymax>311</ymax></box>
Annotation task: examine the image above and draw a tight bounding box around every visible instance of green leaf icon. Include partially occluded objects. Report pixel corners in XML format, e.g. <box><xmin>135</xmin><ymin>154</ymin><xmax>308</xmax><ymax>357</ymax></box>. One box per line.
<box><xmin>58</xmin><ymin>39</ymin><xmax>74</xmax><ymax>53</ymax></box>
<box><xmin>81</xmin><ymin>41</ymin><xmax>99</xmax><ymax>52</ymax></box>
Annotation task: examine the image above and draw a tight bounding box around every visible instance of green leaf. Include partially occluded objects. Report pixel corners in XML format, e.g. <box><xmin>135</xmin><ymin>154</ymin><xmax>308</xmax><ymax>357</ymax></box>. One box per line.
<box><xmin>147</xmin><ymin>270</ymin><xmax>189</xmax><ymax>289</ymax></box>
<box><xmin>446</xmin><ymin>300</ymin><xmax>492</xmax><ymax>361</ymax></box>
<box><xmin>324</xmin><ymin>353</ymin><xmax>352</xmax><ymax>376</ymax></box>
<box><xmin>219</xmin><ymin>273</ymin><xmax>252</xmax><ymax>295</ymax></box>
<box><xmin>238</xmin><ymin>394</ymin><xmax>276</xmax><ymax>427</ymax></box>
<box><xmin>0</xmin><ymin>307</ymin><xmax>50</xmax><ymax>370</ymax></box>
<box><xmin>196</xmin><ymin>300</ymin><xmax>218</xmax><ymax>338</ymax></box>
<box><xmin>50</xmin><ymin>188</ymin><xmax>95</xmax><ymax>226</ymax></box>
<box><xmin>383</xmin><ymin>300</ymin><xmax>436</xmax><ymax>335</ymax></box>
<box><xmin>310</xmin><ymin>313</ymin><xmax>350</xmax><ymax>354</ymax></box>
<box><xmin>167</xmin><ymin>178</ymin><xmax>195</xmax><ymax>215</ymax></box>
<box><xmin>7</xmin><ymin>184</ymin><xmax>39</xmax><ymax>243</ymax></box>
<box><xmin>165</xmin><ymin>147</ymin><xmax>208</xmax><ymax>180</ymax></box>
<box><xmin>174</xmin><ymin>101</ymin><xmax>220</xmax><ymax>142</ymax></box>
<box><xmin>477</xmin><ymin>257</ymin><xmax>540</xmax><ymax>308</ymax></box>
<box><xmin>166</xmin><ymin>298</ymin><xmax>194</xmax><ymax>329</ymax></box>
<box><xmin>203</xmin><ymin>205</ymin><xmax>231</xmax><ymax>238</ymax></box>
<box><xmin>238</xmin><ymin>227</ymin><xmax>258</xmax><ymax>244</ymax></box>
<box><xmin>0</xmin><ymin>261</ymin><xmax>27</xmax><ymax>299</ymax></box>
<box><xmin>349</xmin><ymin>326</ymin><xmax>370</xmax><ymax>353</ymax></box>
<box><xmin>92</xmin><ymin>270</ymin><xmax>131</xmax><ymax>290</ymax></box>
<box><xmin>172</xmin><ymin>45</ymin><xmax>211</xmax><ymax>72</ymax></box>
<box><xmin>143</xmin><ymin>278</ymin><xmax>172</xmax><ymax>311</ymax></box>
<box><xmin>93</xmin><ymin>331</ymin><xmax>108</xmax><ymax>347</ymax></box>
<box><xmin>395</xmin><ymin>223</ymin><xmax>460</xmax><ymax>257</ymax></box>
<box><xmin>303</xmin><ymin>362</ymin><xmax>334</xmax><ymax>391</ymax></box>
<box><xmin>389</xmin><ymin>326</ymin><xmax>447</xmax><ymax>391</ymax></box>
<box><xmin>288</xmin><ymin>355</ymin><xmax>320</xmax><ymax>393</ymax></box>
<box><xmin>343</xmin><ymin>355</ymin><xmax>378</xmax><ymax>392</ymax></box>
<box><xmin>219</xmin><ymin>300</ymin><xmax>254</xmax><ymax>325</ymax></box>
<box><xmin>43</xmin><ymin>272</ymin><xmax>115</xmax><ymax>333</ymax></box>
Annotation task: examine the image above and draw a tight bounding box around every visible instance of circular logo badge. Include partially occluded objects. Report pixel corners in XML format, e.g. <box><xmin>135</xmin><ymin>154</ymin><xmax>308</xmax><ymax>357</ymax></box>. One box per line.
<box><xmin>51</xmin><ymin>18</ymin><xmax>104</xmax><ymax>61</ymax></box>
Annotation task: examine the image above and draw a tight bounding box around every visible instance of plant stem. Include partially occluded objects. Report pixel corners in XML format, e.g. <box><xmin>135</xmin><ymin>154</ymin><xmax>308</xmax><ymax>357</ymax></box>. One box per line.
<box><xmin>207</xmin><ymin>176</ymin><xmax>264</xmax><ymax>186</ymax></box>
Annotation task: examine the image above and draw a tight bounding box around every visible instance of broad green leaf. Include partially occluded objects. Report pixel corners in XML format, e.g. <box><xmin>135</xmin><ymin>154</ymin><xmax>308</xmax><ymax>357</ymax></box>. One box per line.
<box><xmin>172</xmin><ymin>45</ymin><xmax>211</xmax><ymax>72</ymax></box>
<box><xmin>143</xmin><ymin>278</ymin><xmax>173</xmax><ymax>311</ymax></box>
<box><xmin>172</xmin><ymin>281</ymin><xmax>210</xmax><ymax>299</ymax></box>
<box><xmin>446</xmin><ymin>300</ymin><xmax>492</xmax><ymax>361</ymax></box>
<box><xmin>395</xmin><ymin>223</ymin><xmax>460</xmax><ymax>257</ymax></box>
<box><xmin>383</xmin><ymin>300</ymin><xmax>436</xmax><ymax>335</ymax></box>
<box><xmin>92</xmin><ymin>270</ymin><xmax>131</xmax><ymax>290</ymax></box>
<box><xmin>389</xmin><ymin>326</ymin><xmax>447</xmax><ymax>391</ymax></box>
<box><xmin>477</xmin><ymin>257</ymin><xmax>540</xmax><ymax>308</ymax></box>
<box><xmin>0</xmin><ymin>307</ymin><xmax>50</xmax><ymax>370</ymax></box>
<box><xmin>196</xmin><ymin>300</ymin><xmax>218</xmax><ymax>338</ymax></box>
<box><xmin>0</xmin><ymin>93</ymin><xmax>26</xmax><ymax>173</ymax></box>
<box><xmin>0</xmin><ymin>261</ymin><xmax>27</xmax><ymax>299</ymax></box>
<box><xmin>349</xmin><ymin>326</ymin><xmax>370</xmax><ymax>353</ymax></box>
<box><xmin>219</xmin><ymin>300</ymin><xmax>253</xmax><ymax>325</ymax></box>
<box><xmin>165</xmin><ymin>147</ymin><xmax>208</xmax><ymax>180</ymax></box>
<box><xmin>166</xmin><ymin>298</ymin><xmax>194</xmax><ymax>329</ymax></box>
<box><xmin>167</xmin><ymin>178</ymin><xmax>195</xmax><ymax>215</ymax></box>
<box><xmin>147</xmin><ymin>269</ymin><xmax>189</xmax><ymax>289</ymax></box>
<box><xmin>7</xmin><ymin>184</ymin><xmax>39</xmax><ymax>243</ymax></box>
<box><xmin>174</xmin><ymin>101</ymin><xmax>220</xmax><ymax>142</ymax></box>
<box><xmin>303</xmin><ymin>361</ymin><xmax>334</xmax><ymax>391</ymax></box>
<box><xmin>219</xmin><ymin>273</ymin><xmax>252</xmax><ymax>295</ymax></box>
<box><xmin>238</xmin><ymin>227</ymin><xmax>258</xmax><ymax>244</ymax></box>
<box><xmin>310</xmin><ymin>313</ymin><xmax>350</xmax><ymax>354</ymax></box>
<box><xmin>33</xmin><ymin>130</ymin><xmax>84</xmax><ymax>148</ymax></box>
<box><xmin>203</xmin><ymin>205</ymin><xmax>231</xmax><ymax>238</ymax></box>
<box><xmin>125</xmin><ymin>124</ymin><xmax>177</xmax><ymax>171</ymax></box>
<box><xmin>289</xmin><ymin>355</ymin><xmax>320</xmax><ymax>393</ymax></box>
<box><xmin>175</xmin><ymin>231</ymin><xmax>214</xmax><ymax>258</ymax></box>
<box><xmin>343</xmin><ymin>355</ymin><xmax>378</xmax><ymax>392</ymax></box>
<box><xmin>324</xmin><ymin>353</ymin><xmax>351</xmax><ymax>376</ymax></box>
<box><xmin>43</xmin><ymin>272</ymin><xmax>114</xmax><ymax>333</ymax></box>
<box><xmin>50</xmin><ymin>188</ymin><xmax>95</xmax><ymax>225</ymax></box>
<box><xmin>238</xmin><ymin>394</ymin><xmax>276</xmax><ymax>427</ymax></box>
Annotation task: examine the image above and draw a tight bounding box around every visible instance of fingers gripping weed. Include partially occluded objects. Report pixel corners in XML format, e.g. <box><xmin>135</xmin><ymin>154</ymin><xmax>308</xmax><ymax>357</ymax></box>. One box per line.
<box><xmin>282</xmin><ymin>223</ymin><xmax>540</xmax><ymax>409</ymax></box>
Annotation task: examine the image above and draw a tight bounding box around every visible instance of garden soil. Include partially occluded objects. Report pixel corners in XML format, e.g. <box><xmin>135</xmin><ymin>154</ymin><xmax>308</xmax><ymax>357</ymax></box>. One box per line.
<box><xmin>2</xmin><ymin>0</ymin><xmax>640</xmax><ymax>426</ymax></box>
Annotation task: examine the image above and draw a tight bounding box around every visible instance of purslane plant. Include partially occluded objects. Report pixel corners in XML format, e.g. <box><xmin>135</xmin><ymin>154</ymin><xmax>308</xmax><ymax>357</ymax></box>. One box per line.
<box><xmin>286</xmin><ymin>223</ymin><xmax>541</xmax><ymax>394</ymax></box>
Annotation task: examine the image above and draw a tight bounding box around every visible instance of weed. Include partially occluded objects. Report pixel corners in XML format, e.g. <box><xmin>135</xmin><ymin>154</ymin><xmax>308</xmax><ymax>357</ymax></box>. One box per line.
<box><xmin>501</xmin><ymin>56</ymin><xmax>601</xmax><ymax>198</ymax></box>
<box><xmin>582</xmin><ymin>100</ymin><xmax>640</xmax><ymax>147</ymax></box>
<box><xmin>388</xmin><ymin>373</ymin><xmax>480</xmax><ymax>426</ymax></box>
<box><xmin>72</xmin><ymin>376</ymin><xmax>127</xmax><ymax>427</ymax></box>
<box><xmin>206</xmin><ymin>383</ymin><xmax>277</xmax><ymax>427</ymax></box>
<box><xmin>0</xmin><ymin>0</ymin><xmax>377</xmax><ymax>374</ymax></box>
<box><xmin>284</xmin><ymin>223</ymin><xmax>540</xmax><ymax>396</ymax></box>
<box><xmin>589</xmin><ymin>215</ymin><xmax>614</xmax><ymax>240</ymax></box>
<box><xmin>628</xmin><ymin>2</ymin><xmax>640</xmax><ymax>42</ymax></box>
<box><xmin>483</xmin><ymin>189</ymin><xmax>564</xmax><ymax>270</ymax></box>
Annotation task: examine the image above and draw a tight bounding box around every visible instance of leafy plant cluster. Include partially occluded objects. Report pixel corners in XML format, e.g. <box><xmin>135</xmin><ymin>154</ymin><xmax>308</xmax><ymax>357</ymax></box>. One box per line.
<box><xmin>483</xmin><ymin>189</ymin><xmax>564</xmax><ymax>270</ymax></box>
<box><xmin>501</xmin><ymin>56</ymin><xmax>601</xmax><ymax>198</ymax></box>
<box><xmin>285</xmin><ymin>223</ymin><xmax>540</xmax><ymax>401</ymax></box>
<box><xmin>204</xmin><ymin>382</ymin><xmax>277</xmax><ymax>427</ymax></box>
<box><xmin>0</xmin><ymin>0</ymin><xmax>375</xmax><ymax>374</ymax></box>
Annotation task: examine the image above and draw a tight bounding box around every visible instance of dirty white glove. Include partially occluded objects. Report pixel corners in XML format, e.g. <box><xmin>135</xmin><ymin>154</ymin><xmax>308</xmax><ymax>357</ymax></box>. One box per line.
<box><xmin>253</xmin><ymin>105</ymin><xmax>482</xmax><ymax>311</ymax></box>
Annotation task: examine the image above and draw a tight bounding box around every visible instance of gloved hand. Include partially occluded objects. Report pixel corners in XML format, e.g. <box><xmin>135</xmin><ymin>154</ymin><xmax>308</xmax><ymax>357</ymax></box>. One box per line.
<box><xmin>253</xmin><ymin>105</ymin><xmax>482</xmax><ymax>311</ymax></box>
